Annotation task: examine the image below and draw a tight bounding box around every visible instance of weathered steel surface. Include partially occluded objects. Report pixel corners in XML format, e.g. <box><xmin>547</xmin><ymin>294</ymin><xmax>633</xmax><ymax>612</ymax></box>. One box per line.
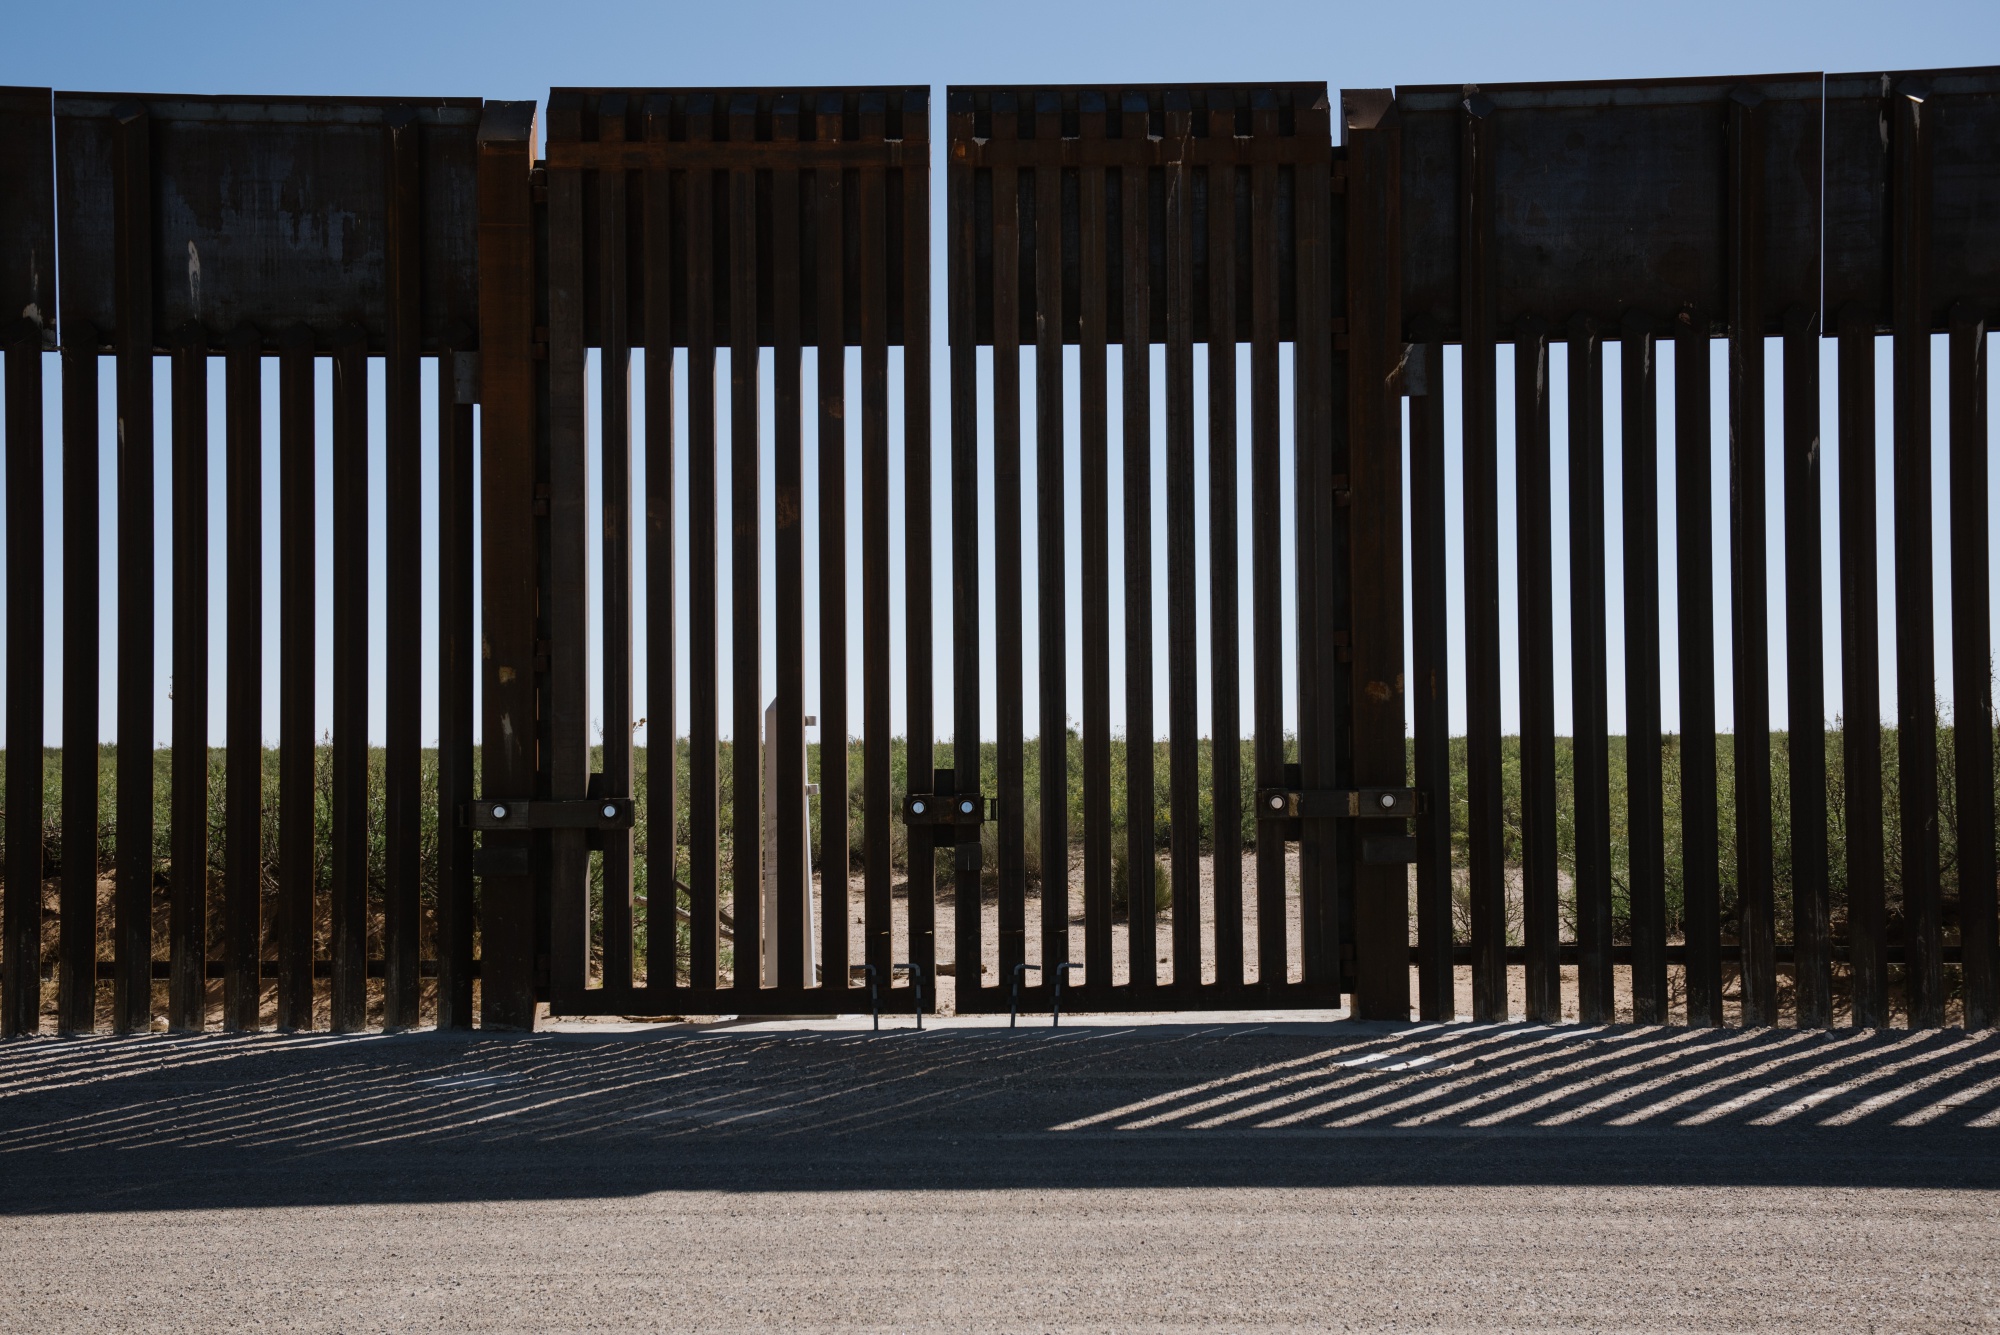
<box><xmin>1515</xmin><ymin>316</ymin><xmax>1559</xmax><ymax>1024</ymax></box>
<box><xmin>1622</xmin><ymin>311</ymin><xmax>1666</xmax><ymax>1025</ymax></box>
<box><xmin>1408</xmin><ymin>325</ymin><xmax>1453</xmax><ymax>1023</ymax></box>
<box><xmin>1825</xmin><ymin>67</ymin><xmax>2000</xmax><ymax>325</ymax></box>
<box><xmin>54</xmin><ymin>93</ymin><xmax>478</xmax><ymax>350</ymax></box>
<box><xmin>3</xmin><ymin>318</ymin><xmax>44</xmax><ymax>1037</ymax></box>
<box><xmin>57</xmin><ymin>331</ymin><xmax>98</xmax><ymax>1034</ymax></box>
<box><xmin>0</xmin><ymin>88</ymin><xmax>56</xmax><ymax>347</ymax></box>
<box><xmin>1836</xmin><ymin>309</ymin><xmax>1887</xmax><ymax>1030</ymax></box>
<box><xmin>1342</xmin><ymin>88</ymin><xmax>1403</xmax><ymax>1019</ymax></box>
<box><xmin>473</xmin><ymin>99</ymin><xmax>541</xmax><ymax>1031</ymax></box>
<box><xmin>223</xmin><ymin>325</ymin><xmax>261</xmax><ymax>1033</ymax></box>
<box><xmin>1398</xmin><ymin>74</ymin><xmax>1822</xmax><ymax>338</ymax></box>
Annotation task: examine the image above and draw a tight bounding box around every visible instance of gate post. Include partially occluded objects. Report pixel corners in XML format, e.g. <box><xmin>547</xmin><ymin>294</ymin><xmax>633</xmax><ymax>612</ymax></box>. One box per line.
<box><xmin>476</xmin><ymin>101</ymin><xmax>541</xmax><ymax>1030</ymax></box>
<box><xmin>1340</xmin><ymin>90</ymin><xmax>1410</xmax><ymax>1022</ymax></box>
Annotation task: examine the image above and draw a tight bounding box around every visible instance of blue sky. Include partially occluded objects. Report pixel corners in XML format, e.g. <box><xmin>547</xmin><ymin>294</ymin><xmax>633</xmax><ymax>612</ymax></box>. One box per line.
<box><xmin>2</xmin><ymin>1</ymin><xmax>1997</xmax><ymax>749</ymax></box>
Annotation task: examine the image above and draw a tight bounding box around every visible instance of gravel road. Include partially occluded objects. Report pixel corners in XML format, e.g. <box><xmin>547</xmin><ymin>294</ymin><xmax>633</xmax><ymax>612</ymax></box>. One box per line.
<box><xmin>2</xmin><ymin>1018</ymin><xmax>1996</xmax><ymax>1331</ymax></box>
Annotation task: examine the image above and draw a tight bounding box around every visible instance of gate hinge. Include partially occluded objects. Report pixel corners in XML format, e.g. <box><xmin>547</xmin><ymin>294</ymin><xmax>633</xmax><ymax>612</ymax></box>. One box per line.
<box><xmin>462</xmin><ymin>798</ymin><xmax>635</xmax><ymax>830</ymax></box>
<box><xmin>1256</xmin><ymin>788</ymin><xmax>1425</xmax><ymax>819</ymax></box>
<box><xmin>902</xmin><ymin>793</ymin><xmax>994</xmax><ymax>826</ymax></box>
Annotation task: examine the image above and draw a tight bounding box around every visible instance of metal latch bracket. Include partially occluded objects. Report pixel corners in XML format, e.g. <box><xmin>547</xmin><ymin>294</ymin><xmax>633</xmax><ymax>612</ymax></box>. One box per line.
<box><xmin>462</xmin><ymin>798</ymin><xmax>635</xmax><ymax>831</ymax></box>
<box><xmin>1255</xmin><ymin>788</ymin><xmax>1426</xmax><ymax>820</ymax></box>
<box><xmin>901</xmin><ymin>794</ymin><xmax>995</xmax><ymax>826</ymax></box>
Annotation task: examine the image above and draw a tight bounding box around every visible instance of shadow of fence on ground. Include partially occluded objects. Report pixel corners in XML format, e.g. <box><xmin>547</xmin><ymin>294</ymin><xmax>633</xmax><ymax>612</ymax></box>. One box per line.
<box><xmin>2</xmin><ymin>1022</ymin><xmax>1996</xmax><ymax>1208</ymax></box>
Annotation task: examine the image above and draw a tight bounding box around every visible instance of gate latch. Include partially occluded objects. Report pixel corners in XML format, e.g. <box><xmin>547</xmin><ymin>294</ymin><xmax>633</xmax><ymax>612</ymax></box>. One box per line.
<box><xmin>1255</xmin><ymin>788</ymin><xmax>1425</xmax><ymax>820</ymax></box>
<box><xmin>902</xmin><ymin>794</ymin><xmax>994</xmax><ymax>826</ymax></box>
<box><xmin>462</xmin><ymin>798</ymin><xmax>635</xmax><ymax>831</ymax></box>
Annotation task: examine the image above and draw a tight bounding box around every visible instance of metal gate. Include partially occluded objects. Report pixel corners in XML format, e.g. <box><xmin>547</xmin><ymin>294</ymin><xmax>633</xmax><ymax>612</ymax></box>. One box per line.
<box><xmin>939</xmin><ymin>84</ymin><xmax>1392</xmax><ymax>1015</ymax></box>
<box><xmin>507</xmin><ymin>81</ymin><xmax>1414</xmax><ymax>1018</ymax></box>
<box><xmin>497</xmin><ymin>87</ymin><xmax>935</xmax><ymax>1017</ymax></box>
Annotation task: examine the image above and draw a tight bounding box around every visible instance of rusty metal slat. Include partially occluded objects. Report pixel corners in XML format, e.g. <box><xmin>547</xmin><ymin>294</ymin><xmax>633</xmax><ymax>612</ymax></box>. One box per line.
<box><xmin>1460</xmin><ymin>96</ymin><xmax>1503</xmax><ymax>1024</ymax></box>
<box><xmin>2</xmin><ymin>318</ymin><xmax>44</xmax><ymax>1037</ymax></box>
<box><xmin>1340</xmin><ymin>90</ymin><xmax>1400</xmax><ymax>1015</ymax></box>
<box><xmin>1622</xmin><ymin>310</ymin><xmax>1668</xmax><ymax>1025</ymax></box>
<box><xmin>1078</xmin><ymin>92</ymin><xmax>1113</xmax><ymax>995</ymax></box>
<box><xmin>435</xmin><ymin>326</ymin><xmax>476</xmax><ymax>1029</ymax></box>
<box><xmin>276</xmin><ymin>324</ymin><xmax>316</xmax><ymax>1030</ymax></box>
<box><xmin>1568</xmin><ymin>314</ymin><xmax>1612</xmax><ymax>1026</ymax></box>
<box><xmin>1890</xmin><ymin>79</ymin><xmax>1942</xmax><ymax>1027</ymax></box>
<box><xmin>1515</xmin><ymin>315</ymin><xmax>1560</xmax><ymax>1023</ymax></box>
<box><xmin>813</xmin><ymin>93</ymin><xmax>849</xmax><ymax>997</ymax></box>
<box><xmin>773</xmin><ymin>97</ymin><xmax>807</xmax><ymax>993</ymax></box>
<box><xmin>1118</xmin><ymin>92</ymin><xmax>1157</xmax><ymax>992</ymax></box>
<box><xmin>0</xmin><ymin>98</ymin><xmax>50</xmax><ymax>1031</ymax></box>
<box><xmin>1783</xmin><ymin>305</ymin><xmax>1830</xmax><ymax>1028</ymax></box>
<box><xmin>1836</xmin><ymin>306</ymin><xmax>1887</xmax><ymax>1028</ymax></box>
<box><xmin>223</xmin><ymin>324</ymin><xmax>263</xmax><ymax>1033</ymax></box>
<box><xmin>545</xmin><ymin>95</ymin><xmax>590</xmax><ymax>1013</ymax></box>
<box><xmin>1408</xmin><ymin>324</ymin><xmax>1453</xmax><ymax>1023</ymax></box>
<box><xmin>859</xmin><ymin>93</ymin><xmax>893</xmax><ymax>986</ymax></box>
<box><xmin>1032</xmin><ymin>92</ymin><xmax>1069</xmax><ymax>977</ymax></box>
<box><xmin>382</xmin><ymin>109</ymin><xmax>423</xmax><ymax>1029</ymax></box>
<box><xmin>1950</xmin><ymin>304</ymin><xmax>1995</xmax><ymax>1030</ymax></box>
<box><xmin>599</xmin><ymin>95</ymin><xmax>637</xmax><ymax>994</ymax></box>
<box><xmin>1205</xmin><ymin>96</ymin><xmax>1244</xmax><ymax>992</ymax></box>
<box><xmin>329</xmin><ymin>326</ymin><xmax>368</xmax><ymax>1034</ymax></box>
<box><xmin>992</xmin><ymin>94</ymin><xmax>1027</xmax><ymax>984</ymax></box>
<box><xmin>1163</xmin><ymin>92</ymin><xmax>1200</xmax><ymax>988</ymax></box>
<box><xmin>112</xmin><ymin>102</ymin><xmax>155</xmax><ymax>1036</ymax></box>
<box><xmin>947</xmin><ymin>92</ymin><xmax>984</xmax><ymax>1002</ymax></box>
<box><xmin>57</xmin><ymin>330</ymin><xmax>99</xmax><ymax>1035</ymax></box>
<box><xmin>902</xmin><ymin>92</ymin><xmax>937</xmax><ymax>998</ymax></box>
<box><xmin>1305</xmin><ymin>96</ymin><xmax>1349</xmax><ymax>999</ymax></box>
<box><xmin>473</xmin><ymin>101</ymin><xmax>540</xmax><ymax>1030</ymax></box>
<box><xmin>728</xmin><ymin>94</ymin><xmax>763</xmax><ymax>995</ymax></box>
<box><xmin>1726</xmin><ymin>89</ymin><xmax>1777</xmax><ymax>1028</ymax></box>
<box><xmin>168</xmin><ymin>320</ymin><xmax>209</xmax><ymax>1034</ymax></box>
<box><xmin>1298</xmin><ymin>125</ymin><xmax>1330</xmax><ymax>994</ymax></box>
<box><xmin>1675</xmin><ymin>307</ymin><xmax>1723</xmax><ymax>1027</ymax></box>
<box><xmin>685</xmin><ymin>96</ymin><xmax>721</xmax><ymax>992</ymax></box>
<box><xmin>641</xmin><ymin>96</ymin><xmax>679</xmax><ymax>992</ymax></box>
<box><xmin>1247</xmin><ymin>99</ymin><xmax>1283</xmax><ymax>991</ymax></box>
